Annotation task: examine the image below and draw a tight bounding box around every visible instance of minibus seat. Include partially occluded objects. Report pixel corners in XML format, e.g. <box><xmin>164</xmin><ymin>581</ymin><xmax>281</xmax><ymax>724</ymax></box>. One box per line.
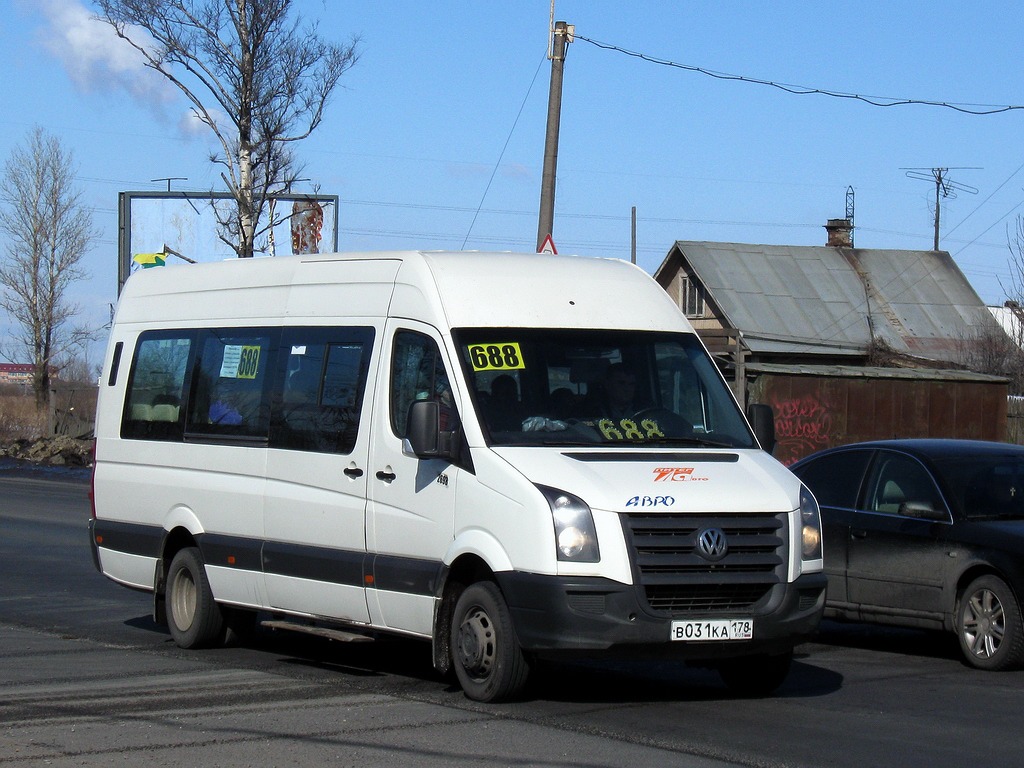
<box><xmin>131</xmin><ymin>403</ymin><xmax>153</xmax><ymax>421</ymax></box>
<box><xmin>151</xmin><ymin>404</ymin><xmax>179</xmax><ymax>422</ymax></box>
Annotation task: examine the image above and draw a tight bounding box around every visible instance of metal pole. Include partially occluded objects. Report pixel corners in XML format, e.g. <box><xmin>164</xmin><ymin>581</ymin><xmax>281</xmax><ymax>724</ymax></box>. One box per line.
<box><xmin>933</xmin><ymin>170</ymin><xmax>942</xmax><ymax>251</ymax></box>
<box><xmin>117</xmin><ymin>192</ymin><xmax>130</xmax><ymax>296</ymax></box>
<box><xmin>537</xmin><ymin>21</ymin><xmax>572</xmax><ymax>252</ymax></box>
<box><xmin>631</xmin><ymin>206</ymin><xmax>637</xmax><ymax>264</ymax></box>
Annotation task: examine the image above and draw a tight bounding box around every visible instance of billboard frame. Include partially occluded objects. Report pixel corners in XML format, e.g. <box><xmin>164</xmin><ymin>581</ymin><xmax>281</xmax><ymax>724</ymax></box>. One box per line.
<box><xmin>117</xmin><ymin>190</ymin><xmax>340</xmax><ymax>295</ymax></box>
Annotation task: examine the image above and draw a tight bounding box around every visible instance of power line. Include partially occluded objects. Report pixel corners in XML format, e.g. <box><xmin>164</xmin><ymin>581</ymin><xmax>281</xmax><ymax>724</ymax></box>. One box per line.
<box><xmin>945</xmin><ymin>159</ymin><xmax>1024</xmax><ymax>238</ymax></box>
<box><xmin>952</xmin><ymin>198</ymin><xmax>1024</xmax><ymax>258</ymax></box>
<box><xmin>575</xmin><ymin>34</ymin><xmax>1024</xmax><ymax>115</ymax></box>
<box><xmin>342</xmin><ymin>197</ymin><xmax>820</xmax><ymax>230</ymax></box>
<box><xmin>462</xmin><ymin>50</ymin><xmax>547</xmax><ymax>249</ymax></box>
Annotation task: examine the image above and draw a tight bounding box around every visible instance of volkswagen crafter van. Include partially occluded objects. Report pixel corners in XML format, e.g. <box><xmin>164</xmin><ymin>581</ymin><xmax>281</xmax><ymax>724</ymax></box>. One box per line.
<box><xmin>90</xmin><ymin>250</ymin><xmax>826</xmax><ymax>702</ymax></box>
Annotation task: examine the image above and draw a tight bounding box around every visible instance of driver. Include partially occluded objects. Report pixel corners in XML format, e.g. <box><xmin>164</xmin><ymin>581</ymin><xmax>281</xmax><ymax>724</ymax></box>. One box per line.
<box><xmin>601</xmin><ymin>363</ymin><xmax>640</xmax><ymax>419</ymax></box>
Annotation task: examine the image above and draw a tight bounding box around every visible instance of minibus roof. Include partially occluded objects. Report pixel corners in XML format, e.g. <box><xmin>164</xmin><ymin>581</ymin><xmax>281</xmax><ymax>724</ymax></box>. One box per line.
<box><xmin>115</xmin><ymin>250</ymin><xmax>691</xmax><ymax>332</ymax></box>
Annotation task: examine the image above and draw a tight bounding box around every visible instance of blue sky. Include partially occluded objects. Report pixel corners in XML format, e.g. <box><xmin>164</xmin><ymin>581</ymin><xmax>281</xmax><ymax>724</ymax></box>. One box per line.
<box><xmin>2</xmin><ymin>0</ymin><xmax>1024</xmax><ymax>364</ymax></box>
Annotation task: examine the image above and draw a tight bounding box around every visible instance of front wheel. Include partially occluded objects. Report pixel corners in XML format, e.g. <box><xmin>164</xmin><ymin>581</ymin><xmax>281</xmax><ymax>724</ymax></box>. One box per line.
<box><xmin>451</xmin><ymin>581</ymin><xmax>530</xmax><ymax>702</ymax></box>
<box><xmin>166</xmin><ymin>547</ymin><xmax>226</xmax><ymax>649</ymax></box>
<box><xmin>957</xmin><ymin>575</ymin><xmax>1024</xmax><ymax>670</ymax></box>
<box><xmin>717</xmin><ymin>651</ymin><xmax>793</xmax><ymax>696</ymax></box>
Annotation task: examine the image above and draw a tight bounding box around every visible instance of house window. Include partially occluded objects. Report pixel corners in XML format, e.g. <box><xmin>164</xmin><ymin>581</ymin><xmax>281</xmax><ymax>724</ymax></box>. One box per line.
<box><xmin>681</xmin><ymin>275</ymin><xmax>705</xmax><ymax>318</ymax></box>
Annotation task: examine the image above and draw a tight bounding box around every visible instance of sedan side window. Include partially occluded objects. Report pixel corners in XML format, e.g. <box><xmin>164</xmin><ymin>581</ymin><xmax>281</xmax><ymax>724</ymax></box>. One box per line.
<box><xmin>867</xmin><ymin>454</ymin><xmax>944</xmax><ymax>517</ymax></box>
<box><xmin>793</xmin><ymin>450</ymin><xmax>871</xmax><ymax>509</ymax></box>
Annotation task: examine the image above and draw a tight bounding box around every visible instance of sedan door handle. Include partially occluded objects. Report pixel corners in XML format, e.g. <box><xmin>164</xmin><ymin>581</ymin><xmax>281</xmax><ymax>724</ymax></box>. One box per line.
<box><xmin>375</xmin><ymin>470</ymin><xmax>397</xmax><ymax>482</ymax></box>
<box><xmin>851</xmin><ymin>529</ymin><xmax>868</xmax><ymax>539</ymax></box>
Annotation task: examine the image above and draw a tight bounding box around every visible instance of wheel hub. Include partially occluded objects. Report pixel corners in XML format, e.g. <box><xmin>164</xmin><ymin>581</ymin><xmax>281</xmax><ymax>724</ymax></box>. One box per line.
<box><xmin>456</xmin><ymin>607</ymin><xmax>495</xmax><ymax>678</ymax></box>
<box><xmin>170</xmin><ymin>569</ymin><xmax>197</xmax><ymax>631</ymax></box>
<box><xmin>963</xmin><ymin>588</ymin><xmax>1004</xmax><ymax>659</ymax></box>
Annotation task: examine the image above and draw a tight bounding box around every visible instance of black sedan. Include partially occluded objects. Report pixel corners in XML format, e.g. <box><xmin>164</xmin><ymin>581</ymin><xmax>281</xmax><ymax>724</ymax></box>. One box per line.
<box><xmin>790</xmin><ymin>439</ymin><xmax>1024</xmax><ymax>670</ymax></box>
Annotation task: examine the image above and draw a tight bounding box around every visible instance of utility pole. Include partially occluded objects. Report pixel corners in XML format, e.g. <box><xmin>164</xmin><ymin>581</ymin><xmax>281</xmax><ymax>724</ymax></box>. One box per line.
<box><xmin>904</xmin><ymin>167</ymin><xmax>978</xmax><ymax>251</ymax></box>
<box><xmin>537</xmin><ymin>20</ymin><xmax>573</xmax><ymax>252</ymax></box>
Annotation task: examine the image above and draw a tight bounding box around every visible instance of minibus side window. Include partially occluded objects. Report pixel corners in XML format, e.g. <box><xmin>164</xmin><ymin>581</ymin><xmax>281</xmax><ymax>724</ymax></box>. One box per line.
<box><xmin>107</xmin><ymin>342</ymin><xmax>123</xmax><ymax>386</ymax></box>
<box><xmin>121</xmin><ymin>332</ymin><xmax>194</xmax><ymax>441</ymax></box>
<box><xmin>391</xmin><ymin>331</ymin><xmax>456</xmax><ymax>437</ymax></box>
<box><xmin>186</xmin><ymin>329</ymin><xmax>275</xmax><ymax>440</ymax></box>
<box><xmin>270</xmin><ymin>328</ymin><xmax>373</xmax><ymax>454</ymax></box>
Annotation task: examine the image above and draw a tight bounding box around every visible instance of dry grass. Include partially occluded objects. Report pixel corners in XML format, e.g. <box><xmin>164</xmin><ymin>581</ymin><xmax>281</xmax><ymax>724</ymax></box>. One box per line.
<box><xmin>0</xmin><ymin>385</ymin><xmax>97</xmax><ymax>441</ymax></box>
<box><xmin>0</xmin><ymin>389</ymin><xmax>46</xmax><ymax>440</ymax></box>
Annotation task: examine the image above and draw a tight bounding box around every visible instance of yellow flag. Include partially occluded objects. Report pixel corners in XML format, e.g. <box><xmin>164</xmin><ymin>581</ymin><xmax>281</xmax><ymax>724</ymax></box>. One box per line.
<box><xmin>132</xmin><ymin>252</ymin><xmax>166</xmax><ymax>268</ymax></box>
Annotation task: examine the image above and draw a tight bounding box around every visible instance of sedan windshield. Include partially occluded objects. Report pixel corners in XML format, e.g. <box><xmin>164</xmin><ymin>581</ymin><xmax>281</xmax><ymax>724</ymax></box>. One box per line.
<box><xmin>934</xmin><ymin>455</ymin><xmax>1024</xmax><ymax>520</ymax></box>
<box><xmin>453</xmin><ymin>328</ymin><xmax>756</xmax><ymax>448</ymax></box>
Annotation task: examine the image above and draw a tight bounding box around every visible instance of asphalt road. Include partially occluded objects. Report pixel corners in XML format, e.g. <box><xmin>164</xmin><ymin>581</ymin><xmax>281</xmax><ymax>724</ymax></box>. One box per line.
<box><xmin>2</xmin><ymin>466</ymin><xmax>1023</xmax><ymax>767</ymax></box>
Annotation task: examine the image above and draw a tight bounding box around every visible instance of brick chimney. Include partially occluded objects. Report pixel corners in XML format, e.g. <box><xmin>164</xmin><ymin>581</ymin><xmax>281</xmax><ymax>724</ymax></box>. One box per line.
<box><xmin>825</xmin><ymin>218</ymin><xmax>853</xmax><ymax>247</ymax></box>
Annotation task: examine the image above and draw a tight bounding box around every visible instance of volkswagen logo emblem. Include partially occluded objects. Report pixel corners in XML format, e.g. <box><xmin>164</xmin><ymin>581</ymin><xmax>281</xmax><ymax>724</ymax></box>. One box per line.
<box><xmin>697</xmin><ymin>528</ymin><xmax>728</xmax><ymax>561</ymax></box>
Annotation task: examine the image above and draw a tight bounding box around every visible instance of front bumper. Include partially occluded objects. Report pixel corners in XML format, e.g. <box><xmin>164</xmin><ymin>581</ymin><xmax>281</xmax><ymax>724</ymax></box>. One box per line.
<box><xmin>495</xmin><ymin>570</ymin><xmax>827</xmax><ymax>660</ymax></box>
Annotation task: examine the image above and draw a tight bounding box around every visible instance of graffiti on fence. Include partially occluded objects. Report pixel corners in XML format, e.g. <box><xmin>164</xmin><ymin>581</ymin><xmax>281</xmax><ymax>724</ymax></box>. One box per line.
<box><xmin>769</xmin><ymin>395</ymin><xmax>834</xmax><ymax>465</ymax></box>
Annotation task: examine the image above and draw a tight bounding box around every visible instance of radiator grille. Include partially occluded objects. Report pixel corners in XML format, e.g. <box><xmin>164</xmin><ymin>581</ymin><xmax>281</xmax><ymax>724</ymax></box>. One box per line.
<box><xmin>622</xmin><ymin>512</ymin><xmax>787</xmax><ymax>615</ymax></box>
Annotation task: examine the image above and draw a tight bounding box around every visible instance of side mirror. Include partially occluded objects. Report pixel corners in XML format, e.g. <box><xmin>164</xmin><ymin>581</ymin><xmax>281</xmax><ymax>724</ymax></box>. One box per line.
<box><xmin>405</xmin><ymin>400</ymin><xmax>459</xmax><ymax>460</ymax></box>
<box><xmin>900</xmin><ymin>501</ymin><xmax>947</xmax><ymax>522</ymax></box>
<box><xmin>746</xmin><ymin>403</ymin><xmax>776</xmax><ymax>455</ymax></box>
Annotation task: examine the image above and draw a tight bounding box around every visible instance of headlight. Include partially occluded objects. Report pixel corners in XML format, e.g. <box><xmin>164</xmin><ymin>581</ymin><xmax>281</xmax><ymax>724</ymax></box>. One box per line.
<box><xmin>537</xmin><ymin>485</ymin><xmax>600</xmax><ymax>563</ymax></box>
<box><xmin>800</xmin><ymin>485</ymin><xmax>823</xmax><ymax>560</ymax></box>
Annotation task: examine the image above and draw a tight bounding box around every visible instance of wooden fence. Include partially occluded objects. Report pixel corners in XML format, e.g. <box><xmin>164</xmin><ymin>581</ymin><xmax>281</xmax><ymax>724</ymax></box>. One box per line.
<box><xmin>1008</xmin><ymin>397</ymin><xmax>1024</xmax><ymax>445</ymax></box>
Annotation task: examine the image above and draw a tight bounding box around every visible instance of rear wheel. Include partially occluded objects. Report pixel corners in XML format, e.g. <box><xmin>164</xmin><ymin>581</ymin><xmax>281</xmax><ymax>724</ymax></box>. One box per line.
<box><xmin>717</xmin><ymin>651</ymin><xmax>793</xmax><ymax>696</ymax></box>
<box><xmin>451</xmin><ymin>581</ymin><xmax>530</xmax><ymax>702</ymax></box>
<box><xmin>957</xmin><ymin>575</ymin><xmax>1024</xmax><ymax>670</ymax></box>
<box><xmin>166</xmin><ymin>547</ymin><xmax>225</xmax><ymax>649</ymax></box>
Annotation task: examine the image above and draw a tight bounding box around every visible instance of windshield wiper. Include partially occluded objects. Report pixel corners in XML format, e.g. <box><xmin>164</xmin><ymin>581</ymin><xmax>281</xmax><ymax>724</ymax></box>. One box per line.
<box><xmin>537</xmin><ymin>436</ymin><xmax>738</xmax><ymax>449</ymax></box>
<box><xmin>640</xmin><ymin>436</ymin><xmax>737</xmax><ymax>448</ymax></box>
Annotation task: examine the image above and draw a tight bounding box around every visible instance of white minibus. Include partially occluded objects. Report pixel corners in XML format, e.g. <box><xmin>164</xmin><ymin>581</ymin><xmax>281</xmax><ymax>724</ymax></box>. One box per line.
<box><xmin>90</xmin><ymin>250</ymin><xmax>825</xmax><ymax>702</ymax></box>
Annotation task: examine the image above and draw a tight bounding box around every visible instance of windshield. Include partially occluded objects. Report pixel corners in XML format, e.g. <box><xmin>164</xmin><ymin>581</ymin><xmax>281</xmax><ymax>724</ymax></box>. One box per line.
<box><xmin>454</xmin><ymin>328</ymin><xmax>756</xmax><ymax>448</ymax></box>
<box><xmin>934</xmin><ymin>455</ymin><xmax>1024</xmax><ymax>520</ymax></box>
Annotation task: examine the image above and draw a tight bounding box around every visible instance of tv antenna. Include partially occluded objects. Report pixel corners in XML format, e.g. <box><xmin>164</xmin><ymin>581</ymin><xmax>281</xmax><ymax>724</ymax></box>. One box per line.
<box><xmin>151</xmin><ymin>177</ymin><xmax>188</xmax><ymax>191</ymax></box>
<box><xmin>845</xmin><ymin>186</ymin><xmax>855</xmax><ymax>246</ymax></box>
<box><xmin>903</xmin><ymin>167</ymin><xmax>978</xmax><ymax>251</ymax></box>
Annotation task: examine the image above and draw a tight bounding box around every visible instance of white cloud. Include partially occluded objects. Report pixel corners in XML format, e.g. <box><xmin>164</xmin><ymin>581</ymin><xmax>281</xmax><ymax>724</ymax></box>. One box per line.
<box><xmin>178</xmin><ymin>109</ymin><xmax>210</xmax><ymax>138</ymax></box>
<box><xmin>178</xmin><ymin>106</ymin><xmax>236</xmax><ymax>148</ymax></box>
<box><xmin>502</xmin><ymin>163</ymin><xmax>532</xmax><ymax>180</ymax></box>
<box><xmin>37</xmin><ymin>0</ymin><xmax>177</xmax><ymax>105</ymax></box>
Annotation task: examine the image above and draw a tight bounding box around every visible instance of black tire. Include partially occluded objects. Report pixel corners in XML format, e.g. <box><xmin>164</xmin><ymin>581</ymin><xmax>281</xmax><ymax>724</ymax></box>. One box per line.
<box><xmin>165</xmin><ymin>547</ymin><xmax>226</xmax><ymax>649</ymax></box>
<box><xmin>717</xmin><ymin>651</ymin><xmax>793</xmax><ymax>697</ymax></box>
<box><xmin>451</xmin><ymin>581</ymin><xmax>530</xmax><ymax>703</ymax></box>
<box><xmin>957</xmin><ymin>575</ymin><xmax>1024</xmax><ymax>671</ymax></box>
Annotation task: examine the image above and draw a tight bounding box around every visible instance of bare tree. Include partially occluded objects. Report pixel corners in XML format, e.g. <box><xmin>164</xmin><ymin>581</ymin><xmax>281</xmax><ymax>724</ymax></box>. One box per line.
<box><xmin>1005</xmin><ymin>217</ymin><xmax>1024</xmax><ymax>307</ymax></box>
<box><xmin>0</xmin><ymin>127</ymin><xmax>97</xmax><ymax>410</ymax></box>
<box><xmin>957</xmin><ymin>323</ymin><xmax>1024</xmax><ymax>395</ymax></box>
<box><xmin>95</xmin><ymin>0</ymin><xmax>360</xmax><ymax>258</ymax></box>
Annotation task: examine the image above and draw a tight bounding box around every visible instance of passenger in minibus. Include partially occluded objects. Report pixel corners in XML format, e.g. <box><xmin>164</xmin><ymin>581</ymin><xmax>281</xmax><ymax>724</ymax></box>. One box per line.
<box><xmin>485</xmin><ymin>374</ymin><xmax>525</xmax><ymax>431</ymax></box>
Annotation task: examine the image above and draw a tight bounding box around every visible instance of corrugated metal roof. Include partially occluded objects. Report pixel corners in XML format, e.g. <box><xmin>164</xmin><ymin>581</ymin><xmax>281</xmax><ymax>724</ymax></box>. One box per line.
<box><xmin>658</xmin><ymin>242</ymin><xmax>998</xmax><ymax>361</ymax></box>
